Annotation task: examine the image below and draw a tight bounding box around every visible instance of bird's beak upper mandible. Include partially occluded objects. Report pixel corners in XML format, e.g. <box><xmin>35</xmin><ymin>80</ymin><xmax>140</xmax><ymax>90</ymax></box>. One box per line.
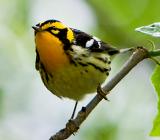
<box><xmin>32</xmin><ymin>26</ymin><xmax>41</xmax><ymax>32</ymax></box>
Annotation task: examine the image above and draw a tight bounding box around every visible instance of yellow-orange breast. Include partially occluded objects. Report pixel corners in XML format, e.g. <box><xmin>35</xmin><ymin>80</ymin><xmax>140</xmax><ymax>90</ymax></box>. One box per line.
<box><xmin>35</xmin><ymin>31</ymin><xmax>69</xmax><ymax>73</ymax></box>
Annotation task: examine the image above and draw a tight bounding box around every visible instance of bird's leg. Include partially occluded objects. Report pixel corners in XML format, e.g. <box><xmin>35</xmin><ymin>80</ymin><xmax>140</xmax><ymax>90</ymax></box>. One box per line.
<box><xmin>97</xmin><ymin>84</ymin><xmax>109</xmax><ymax>101</ymax></box>
<box><xmin>70</xmin><ymin>101</ymin><xmax>78</xmax><ymax>119</ymax></box>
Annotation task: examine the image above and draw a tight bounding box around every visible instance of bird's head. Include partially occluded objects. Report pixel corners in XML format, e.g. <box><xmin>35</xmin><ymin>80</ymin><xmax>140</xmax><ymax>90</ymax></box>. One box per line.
<box><xmin>32</xmin><ymin>19</ymin><xmax>74</xmax><ymax>44</ymax></box>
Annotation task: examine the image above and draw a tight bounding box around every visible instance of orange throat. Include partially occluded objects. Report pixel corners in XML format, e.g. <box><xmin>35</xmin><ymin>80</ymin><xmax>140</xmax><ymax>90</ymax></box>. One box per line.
<box><xmin>35</xmin><ymin>31</ymin><xmax>69</xmax><ymax>73</ymax></box>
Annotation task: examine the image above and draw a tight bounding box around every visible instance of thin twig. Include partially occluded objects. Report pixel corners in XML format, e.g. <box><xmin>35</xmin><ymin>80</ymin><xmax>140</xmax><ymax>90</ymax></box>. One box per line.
<box><xmin>49</xmin><ymin>47</ymin><xmax>149</xmax><ymax>140</ymax></box>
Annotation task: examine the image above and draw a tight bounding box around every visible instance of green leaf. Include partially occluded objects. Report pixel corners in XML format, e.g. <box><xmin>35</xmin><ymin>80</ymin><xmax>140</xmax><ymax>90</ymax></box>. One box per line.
<box><xmin>150</xmin><ymin>65</ymin><xmax>160</xmax><ymax>136</ymax></box>
<box><xmin>135</xmin><ymin>22</ymin><xmax>160</xmax><ymax>37</ymax></box>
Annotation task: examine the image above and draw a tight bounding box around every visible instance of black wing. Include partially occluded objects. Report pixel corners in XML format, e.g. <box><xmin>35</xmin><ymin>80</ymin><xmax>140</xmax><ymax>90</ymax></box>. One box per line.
<box><xmin>71</xmin><ymin>28</ymin><xmax>119</xmax><ymax>55</ymax></box>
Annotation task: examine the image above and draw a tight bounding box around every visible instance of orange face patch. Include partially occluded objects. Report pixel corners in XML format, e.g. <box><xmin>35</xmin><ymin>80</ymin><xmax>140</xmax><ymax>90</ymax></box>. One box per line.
<box><xmin>35</xmin><ymin>31</ymin><xmax>69</xmax><ymax>73</ymax></box>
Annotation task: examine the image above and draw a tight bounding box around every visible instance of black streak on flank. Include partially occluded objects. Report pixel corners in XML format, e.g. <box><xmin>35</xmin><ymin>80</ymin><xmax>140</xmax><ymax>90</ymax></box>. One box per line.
<box><xmin>103</xmin><ymin>68</ymin><xmax>110</xmax><ymax>72</ymax></box>
<box><xmin>78</xmin><ymin>62</ymin><xmax>89</xmax><ymax>67</ymax></box>
<box><xmin>80</xmin><ymin>69</ymin><xmax>89</xmax><ymax>75</ymax></box>
<box><xmin>85</xmin><ymin>69</ymin><xmax>88</xmax><ymax>73</ymax></box>
<box><xmin>82</xmin><ymin>54</ymin><xmax>88</xmax><ymax>57</ymax></box>
<box><xmin>49</xmin><ymin>73</ymin><xmax>53</xmax><ymax>78</ymax></box>
<box><xmin>35</xmin><ymin>49</ymin><xmax>40</xmax><ymax>70</ymax></box>
<box><xmin>87</xmin><ymin>62</ymin><xmax>107</xmax><ymax>73</ymax></box>
<box><xmin>95</xmin><ymin>57</ymin><xmax>108</xmax><ymax>63</ymax></box>
<box><xmin>108</xmin><ymin>61</ymin><xmax>111</xmax><ymax>64</ymax></box>
<box><xmin>70</xmin><ymin>59</ymin><xmax>78</xmax><ymax>66</ymax></box>
<box><xmin>40</xmin><ymin>62</ymin><xmax>49</xmax><ymax>83</ymax></box>
<box><xmin>106</xmin><ymin>72</ymin><xmax>109</xmax><ymax>76</ymax></box>
<box><xmin>65</xmin><ymin>51</ymin><xmax>78</xmax><ymax>67</ymax></box>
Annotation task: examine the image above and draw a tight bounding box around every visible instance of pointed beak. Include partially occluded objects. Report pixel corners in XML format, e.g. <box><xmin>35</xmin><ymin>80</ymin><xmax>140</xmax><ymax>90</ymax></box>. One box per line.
<box><xmin>32</xmin><ymin>26</ymin><xmax>41</xmax><ymax>32</ymax></box>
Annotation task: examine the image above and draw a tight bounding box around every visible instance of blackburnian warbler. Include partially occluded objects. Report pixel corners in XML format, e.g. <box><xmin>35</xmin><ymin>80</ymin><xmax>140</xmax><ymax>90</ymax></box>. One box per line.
<box><xmin>32</xmin><ymin>19</ymin><xmax>130</xmax><ymax>113</ymax></box>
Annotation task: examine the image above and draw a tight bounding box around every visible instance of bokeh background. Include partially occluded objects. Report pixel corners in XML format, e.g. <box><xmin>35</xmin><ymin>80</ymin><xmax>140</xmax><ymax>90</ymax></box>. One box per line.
<box><xmin>0</xmin><ymin>0</ymin><xmax>160</xmax><ymax>140</ymax></box>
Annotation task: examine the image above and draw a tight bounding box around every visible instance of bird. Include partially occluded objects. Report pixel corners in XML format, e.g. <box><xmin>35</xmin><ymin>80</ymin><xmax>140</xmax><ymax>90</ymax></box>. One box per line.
<box><xmin>32</xmin><ymin>19</ymin><xmax>130</xmax><ymax>118</ymax></box>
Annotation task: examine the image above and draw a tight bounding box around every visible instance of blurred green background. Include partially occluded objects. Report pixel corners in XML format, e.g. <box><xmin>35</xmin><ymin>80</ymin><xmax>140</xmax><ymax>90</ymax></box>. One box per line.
<box><xmin>0</xmin><ymin>0</ymin><xmax>160</xmax><ymax>140</ymax></box>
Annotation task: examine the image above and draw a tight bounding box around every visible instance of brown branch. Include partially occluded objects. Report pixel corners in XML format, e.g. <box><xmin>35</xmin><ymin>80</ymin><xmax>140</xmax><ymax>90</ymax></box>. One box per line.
<box><xmin>49</xmin><ymin>47</ymin><xmax>149</xmax><ymax>140</ymax></box>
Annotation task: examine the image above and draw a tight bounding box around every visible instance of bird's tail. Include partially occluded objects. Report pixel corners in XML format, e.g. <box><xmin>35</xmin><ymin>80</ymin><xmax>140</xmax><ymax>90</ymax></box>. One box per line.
<box><xmin>119</xmin><ymin>48</ymin><xmax>133</xmax><ymax>54</ymax></box>
<box><xmin>107</xmin><ymin>47</ymin><xmax>133</xmax><ymax>56</ymax></box>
